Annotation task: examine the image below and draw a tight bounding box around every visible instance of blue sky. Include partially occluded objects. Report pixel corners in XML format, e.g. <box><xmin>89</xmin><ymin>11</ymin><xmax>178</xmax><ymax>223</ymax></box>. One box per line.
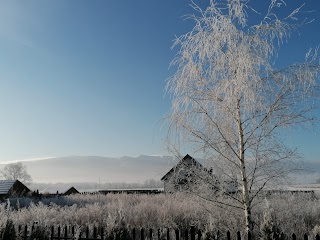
<box><xmin>0</xmin><ymin>0</ymin><xmax>319</xmax><ymax>162</ymax></box>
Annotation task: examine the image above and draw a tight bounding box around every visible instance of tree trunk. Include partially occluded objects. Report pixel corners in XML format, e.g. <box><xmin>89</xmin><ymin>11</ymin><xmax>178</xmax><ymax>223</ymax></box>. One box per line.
<box><xmin>237</xmin><ymin>101</ymin><xmax>254</xmax><ymax>234</ymax></box>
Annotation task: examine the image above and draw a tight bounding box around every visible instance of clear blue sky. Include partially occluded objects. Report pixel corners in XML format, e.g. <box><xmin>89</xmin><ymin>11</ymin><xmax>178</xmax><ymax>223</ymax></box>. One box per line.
<box><xmin>0</xmin><ymin>0</ymin><xmax>319</xmax><ymax>162</ymax></box>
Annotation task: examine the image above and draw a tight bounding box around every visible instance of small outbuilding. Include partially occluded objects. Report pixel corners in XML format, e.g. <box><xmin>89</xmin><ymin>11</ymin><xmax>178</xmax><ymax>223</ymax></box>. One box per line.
<box><xmin>0</xmin><ymin>180</ymin><xmax>30</xmax><ymax>200</ymax></box>
<box><xmin>41</xmin><ymin>185</ymin><xmax>79</xmax><ymax>196</ymax></box>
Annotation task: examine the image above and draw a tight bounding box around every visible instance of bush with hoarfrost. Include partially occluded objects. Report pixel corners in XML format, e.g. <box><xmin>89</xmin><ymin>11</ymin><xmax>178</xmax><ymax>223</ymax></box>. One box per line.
<box><xmin>260</xmin><ymin>205</ymin><xmax>283</xmax><ymax>240</ymax></box>
<box><xmin>0</xmin><ymin>192</ymin><xmax>320</xmax><ymax>238</ymax></box>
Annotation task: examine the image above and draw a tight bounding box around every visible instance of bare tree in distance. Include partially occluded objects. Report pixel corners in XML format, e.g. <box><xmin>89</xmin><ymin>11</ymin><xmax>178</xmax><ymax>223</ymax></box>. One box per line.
<box><xmin>166</xmin><ymin>0</ymin><xmax>320</xmax><ymax>233</ymax></box>
<box><xmin>0</xmin><ymin>162</ymin><xmax>32</xmax><ymax>185</ymax></box>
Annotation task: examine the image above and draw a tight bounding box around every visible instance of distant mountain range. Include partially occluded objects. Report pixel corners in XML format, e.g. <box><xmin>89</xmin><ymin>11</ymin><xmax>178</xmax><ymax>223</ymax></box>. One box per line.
<box><xmin>0</xmin><ymin>155</ymin><xmax>319</xmax><ymax>184</ymax></box>
<box><xmin>0</xmin><ymin>155</ymin><xmax>177</xmax><ymax>183</ymax></box>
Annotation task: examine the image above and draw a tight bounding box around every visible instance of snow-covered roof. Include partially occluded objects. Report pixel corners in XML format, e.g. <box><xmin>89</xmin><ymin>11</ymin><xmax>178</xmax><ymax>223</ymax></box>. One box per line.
<box><xmin>41</xmin><ymin>185</ymin><xmax>77</xmax><ymax>194</ymax></box>
<box><xmin>0</xmin><ymin>180</ymin><xmax>16</xmax><ymax>194</ymax></box>
<box><xmin>161</xmin><ymin>154</ymin><xmax>203</xmax><ymax>181</ymax></box>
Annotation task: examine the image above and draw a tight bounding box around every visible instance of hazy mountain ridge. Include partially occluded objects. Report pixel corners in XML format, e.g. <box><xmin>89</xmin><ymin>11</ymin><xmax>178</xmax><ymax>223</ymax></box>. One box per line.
<box><xmin>0</xmin><ymin>155</ymin><xmax>319</xmax><ymax>184</ymax></box>
<box><xmin>0</xmin><ymin>155</ymin><xmax>178</xmax><ymax>183</ymax></box>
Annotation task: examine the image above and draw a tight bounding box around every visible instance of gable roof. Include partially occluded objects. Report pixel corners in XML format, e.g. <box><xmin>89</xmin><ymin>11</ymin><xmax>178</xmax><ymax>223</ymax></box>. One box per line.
<box><xmin>64</xmin><ymin>187</ymin><xmax>79</xmax><ymax>195</ymax></box>
<box><xmin>0</xmin><ymin>180</ymin><xmax>16</xmax><ymax>194</ymax></box>
<box><xmin>41</xmin><ymin>185</ymin><xmax>79</xmax><ymax>195</ymax></box>
<box><xmin>161</xmin><ymin>154</ymin><xmax>203</xmax><ymax>181</ymax></box>
<box><xmin>0</xmin><ymin>180</ymin><xmax>30</xmax><ymax>195</ymax></box>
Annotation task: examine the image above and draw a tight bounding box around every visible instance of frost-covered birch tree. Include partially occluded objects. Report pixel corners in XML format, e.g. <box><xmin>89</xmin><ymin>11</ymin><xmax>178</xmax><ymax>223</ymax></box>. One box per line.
<box><xmin>166</xmin><ymin>0</ymin><xmax>320</xmax><ymax>233</ymax></box>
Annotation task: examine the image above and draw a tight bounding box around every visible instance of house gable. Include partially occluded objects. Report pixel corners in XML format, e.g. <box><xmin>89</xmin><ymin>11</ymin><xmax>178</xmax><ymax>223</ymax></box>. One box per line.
<box><xmin>64</xmin><ymin>187</ymin><xmax>79</xmax><ymax>195</ymax></box>
<box><xmin>41</xmin><ymin>185</ymin><xmax>79</xmax><ymax>195</ymax></box>
<box><xmin>161</xmin><ymin>154</ymin><xmax>203</xmax><ymax>181</ymax></box>
<box><xmin>0</xmin><ymin>180</ymin><xmax>30</xmax><ymax>200</ymax></box>
<box><xmin>161</xmin><ymin>154</ymin><xmax>213</xmax><ymax>193</ymax></box>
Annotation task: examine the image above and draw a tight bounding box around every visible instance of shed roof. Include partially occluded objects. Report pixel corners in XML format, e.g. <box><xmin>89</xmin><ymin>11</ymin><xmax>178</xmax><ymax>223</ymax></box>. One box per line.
<box><xmin>0</xmin><ymin>180</ymin><xmax>17</xmax><ymax>194</ymax></box>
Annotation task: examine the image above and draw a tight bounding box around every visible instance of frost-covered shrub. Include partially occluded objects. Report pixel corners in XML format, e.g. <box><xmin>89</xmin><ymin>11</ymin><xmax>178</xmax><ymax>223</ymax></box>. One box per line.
<box><xmin>253</xmin><ymin>193</ymin><xmax>320</xmax><ymax>237</ymax></box>
<box><xmin>1</xmin><ymin>192</ymin><xmax>320</xmax><ymax>237</ymax></box>
<box><xmin>260</xmin><ymin>207</ymin><xmax>283</xmax><ymax>240</ymax></box>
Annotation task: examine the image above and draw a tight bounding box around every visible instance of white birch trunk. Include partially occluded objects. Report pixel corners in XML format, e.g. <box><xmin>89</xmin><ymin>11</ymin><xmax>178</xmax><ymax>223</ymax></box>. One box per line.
<box><xmin>237</xmin><ymin>100</ymin><xmax>253</xmax><ymax>233</ymax></box>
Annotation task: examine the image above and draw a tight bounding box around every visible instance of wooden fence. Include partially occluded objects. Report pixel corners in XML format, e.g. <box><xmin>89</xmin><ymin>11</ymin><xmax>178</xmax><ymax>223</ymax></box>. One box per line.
<box><xmin>14</xmin><ymin>225</ymin><xmax>320</xmax><ymax>240</ymax></box>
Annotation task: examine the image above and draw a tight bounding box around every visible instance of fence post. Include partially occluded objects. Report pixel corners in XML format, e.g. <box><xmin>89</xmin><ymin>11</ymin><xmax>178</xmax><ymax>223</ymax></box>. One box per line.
<box><xmin>93</xmin><ymin>226</ymin><xmax>97</xmax><ymax>238</ymax></box>
<box><xmin>237</xmin><ymin>231</ymin><xmax>241</xmax><ymax>240</ymax></box>
<box><xmin>316</xmin><ymin>234</ymin><xmax>320</xmax><ymax>240</ymax></box>
<box><xmin>141</xmin><ymin>228</ymin><xmax>145</xmax><ymax>240</ymax></box>
<box><xmin>227</xmin><ymin>231</ymin><xmax>231</xmax><ymax>240</ymax></box>
<box><xmin>248</xmin><ymin>231</ymin><xmax>251</xmax><ymax>240</ymax></box>
<box><xmin>190</xmin><ymin>226</ymin><xmax>195</xmax><ymax>240</ymax></box>
<box><xmin>304</xmin><ymin>233</ymin><xmax>308</xmax><ymax>240</ymax></box>
<box><xmin>133</xmin><ymin>228</ymin><xmax>136</xmax><ymax>240</ymax></box>
<box><xmin>149</xmin><ymin>229</ymin><xmax>153</xmax><ymax>240</ymax></box>
<box><xmin>64</xmin><ymin>226</ymin><xmax>68</xmax><ymax>239</ymax></box>
<box><xmin>197</xmin><ymin>230</ymin><xmax>201</xmax><ymax>240</ymax></box>
<box><xmin>175</xmin><ymin>229</ymin><xmax>180</xmax><ymax>240</ymax></box>
<box><xmin>185</xmin><ymin>229</ymin><xmax>188</xmax><ymax>240</ymax></box>
<box><xmin>58</xmin><ymin>226</ymin><xmax>61</xmax><ymax>238</ymax></box>
<box><xmin>24</xmin><ymin>225</ymin><xmax>28</xmax><ymax>240</ymax></box>
<box><xmin>51</xmin><ymin>226</ymin><xmax>54</xmax><ymax>240</ymax></box>
<box><xmin>86</xmin><ymin>226</ymin><xmax>89</xmax><ymax>239</ymax></box>
<box><xmin>167</xmin><ymin>228</ymin><xmax>170</xmax><ymax>240</ymax></box>
<box><xmin>18</xmin><ymin>225</ymin><xmax>21</xmax><ymax>238</ymax></box>
<box><xmin>101</xmin><ymin>227</ymin><xmax>104</xmax><ymax>240</ymax></box>
<box><xmin>216</xmin><ymin>230</ymin><xmax>220</xmax><ymax>240</ymax></box>
<box><xmin>292</xmin><ymin>233</ymin><xmax>296</xmax><ymax>240</ymax></box>
<box><xmin>158</xmin><ymin>229</ymin><xmax>161</xmax><ymax>240</ymax></box>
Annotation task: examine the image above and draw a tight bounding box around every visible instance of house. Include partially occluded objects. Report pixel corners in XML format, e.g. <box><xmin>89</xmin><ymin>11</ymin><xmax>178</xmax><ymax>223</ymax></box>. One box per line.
<box><xmin>161</xmin><ymin>154</ymin><xmax>218</xmax><ymax>193</ymax></box>
<box><xmin>63</xmin><ymin>187</ymin><xmax>79</xmax><ymax>195</ymax></box>
<box><xmin>41</xmin><ymin>185</ymin><xmax>79</xmax><ymax>196</ymax></box>
<box><xmin>0</xmin><ymin>180</ymin><xmax>30</xmax><ymax>200</ymax></box>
